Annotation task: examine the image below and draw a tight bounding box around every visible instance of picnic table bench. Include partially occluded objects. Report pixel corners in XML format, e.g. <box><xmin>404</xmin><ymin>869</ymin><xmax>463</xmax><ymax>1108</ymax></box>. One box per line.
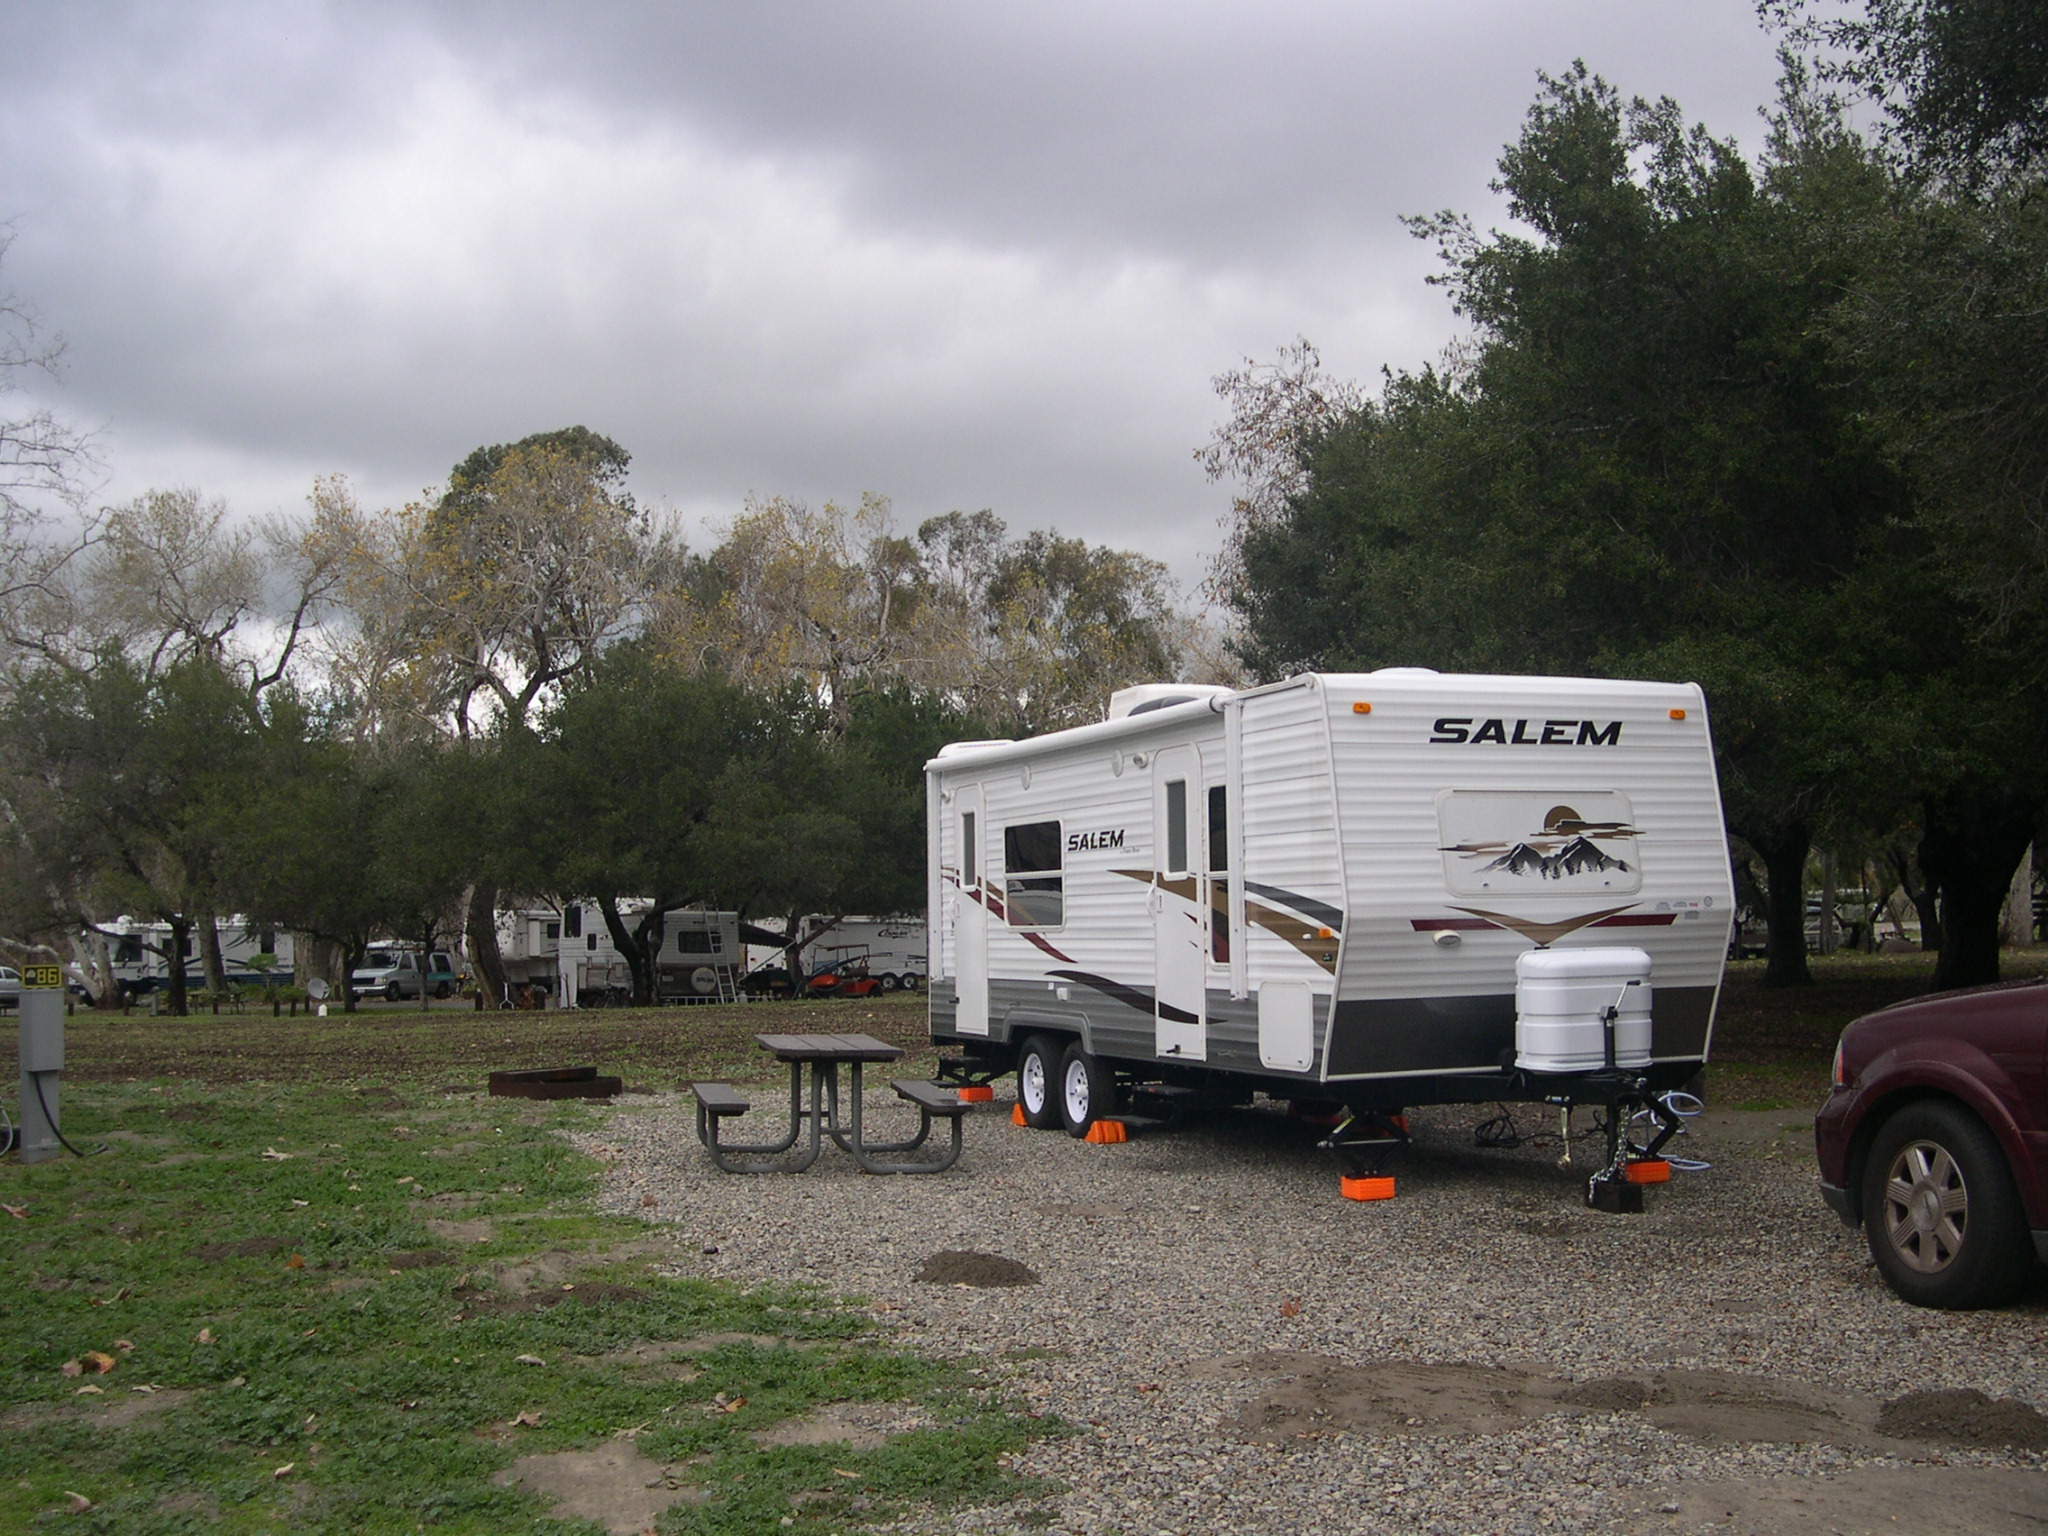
<box><xmin>690</xmin><ymin>1032</ymin><xmax>970</xmax><ymax>1175</ymax></box>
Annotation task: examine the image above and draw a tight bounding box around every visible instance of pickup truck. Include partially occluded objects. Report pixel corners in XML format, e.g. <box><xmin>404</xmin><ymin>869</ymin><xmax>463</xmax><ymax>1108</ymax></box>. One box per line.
<box><xmin>351</xmin><ymin>948</ymin><xmax>462</xmax><ymax>1002</ymax></box>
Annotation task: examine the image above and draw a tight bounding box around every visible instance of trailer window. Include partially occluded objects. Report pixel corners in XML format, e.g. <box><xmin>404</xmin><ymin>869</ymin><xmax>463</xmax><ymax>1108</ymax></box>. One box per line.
<box><xmin>1207</xmin><ymin>786</ymin><xmax>1228</xmax><ymax>872</ymax></box>
<box><xmin>962</xmin><ymin>811</ymin><xmax>978</xmax><ymax>884</ymax></box>
<box><xmin>1165</xmin><ymin>780</ymin><xmax>1189</xmax><ymax>873</ymax></box>
<box><xmin>676</xmin><ymin>930</ymin><xmax>715</xmax><ymax>955</ymax></box>
<box><xmin>1003</xmin><ymin>820</ymin><xmax>1065</xmax><ymax>928</ymax></box>
<box><xmin>564</xmin><ymin>904</ymin><xmax>582</xmax><ymax>938</ymax></box>
<box><xmin>114</xmin><ymin>936</ymin><xmax>142</xmax><ymax>965</ymax></box>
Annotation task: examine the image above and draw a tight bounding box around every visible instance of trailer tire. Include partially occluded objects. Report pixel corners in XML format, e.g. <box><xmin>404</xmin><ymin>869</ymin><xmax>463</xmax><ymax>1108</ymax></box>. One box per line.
<box><xmin>903</xmin><ymin>973</ymin><xmax>922</xmax><ymax>992</ymax></box>
<box><xmin>878</xmin><ymin>972</ymin><xmax>900</xmax><ymax>992</ymax></box>
<box><xmin>1016</xmin><ymin>1035</ymin><xmax>1063</xmax><ymax>1130</ymax></box>
<box><xmin>1058</xmin><ymin>1041</ymin><xmax>1116</xmax><ymax>1138</ymax></box>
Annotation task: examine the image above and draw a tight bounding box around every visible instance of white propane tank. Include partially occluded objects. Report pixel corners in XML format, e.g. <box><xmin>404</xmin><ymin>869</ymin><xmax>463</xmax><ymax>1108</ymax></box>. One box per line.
<box><xmin>1514</xmin><ymin>947</ymin><xmax>1653</xmax><ymax>1073</ymax></box>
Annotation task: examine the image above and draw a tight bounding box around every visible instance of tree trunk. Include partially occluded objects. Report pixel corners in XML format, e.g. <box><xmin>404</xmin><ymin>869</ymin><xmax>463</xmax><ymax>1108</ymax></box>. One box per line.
<box><xmin>631</xmin><ymin>908</ymin><xmax>671</xmax><ymax>1008</ymax></box>
<box><xmin>597</xmin><ymin>897</ymin><xmax>653</xmax><ymax>1008</ymax></box>
<box><xmin>198</xmin><ymin>913</ymin><xmax>229</xmax><ymax>992</ymax></box>
<box><xmin>1920</xmin><ymin>789</ymin><xmax>2037</xmax><ymax>991</ymax></box>
<box><xmin>339</xmin><ymin>938</ymin><xmax>365</xmax><ymax>1013</ymax></box>
<box><xmin>1886</xmin><ymin>843</ymin><xmax>1941</xmax><ymax>951</ymax></box>
<box><xmin>1999</xmin><ymin>844</ymin><xmax>2035</xmax><ymax>947</ymax></box>
<box><xmin>466</xmin><ymin>883</ymin><xmax>508</xmax><ymax>1008</ymax></box>
<box><xmin>70</xmin><ymin>928</ymin><xmax>115</xmax><ymax>1008</ymax></box>
<box><xmin>1748</xmin><ymin>822</ymin><xmax>1814</xmax><ymax>988</ymax></box>
<box><xmin>166</xmin><ymin>916</ymin><xmax>193</xmax><ymax>1016</ymax></box>
<box><xmin>778</xmin><ymin>913</ymin><xmax>811</xmax><ymax>999</ymax></box>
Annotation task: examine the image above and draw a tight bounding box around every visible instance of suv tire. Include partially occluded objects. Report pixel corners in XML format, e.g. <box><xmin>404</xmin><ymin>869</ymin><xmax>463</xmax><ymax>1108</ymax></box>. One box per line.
<box><xmin>1862</xmin><ymin>1099</ymin><xmax>2035</xmax><ymax>1309</ymax></box>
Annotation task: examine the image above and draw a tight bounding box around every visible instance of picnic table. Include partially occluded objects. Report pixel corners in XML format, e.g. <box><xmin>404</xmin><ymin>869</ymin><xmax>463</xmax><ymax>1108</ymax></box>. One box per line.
<box><xmin>691</xmin><ymin>1032</ymin><xmax>969</xmax><ymax>1175</ymax></box>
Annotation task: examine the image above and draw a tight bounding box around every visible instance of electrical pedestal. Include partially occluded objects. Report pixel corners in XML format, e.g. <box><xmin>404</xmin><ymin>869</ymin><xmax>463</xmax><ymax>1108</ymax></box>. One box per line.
<box><xmin>18</xmin><ymin>984</ymin><xmax>64</xmax><ymax>1163</ymax></box>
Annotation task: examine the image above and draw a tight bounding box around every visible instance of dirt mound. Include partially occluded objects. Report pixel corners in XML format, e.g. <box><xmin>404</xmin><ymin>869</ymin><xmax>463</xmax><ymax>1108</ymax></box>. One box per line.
<box><xmin>189</xmin><ymin>1236</ymin><xmax>286</xmax><ymax>1260</ymax></box>
<box><xmin>1877</xmin><ymin>1388</ymin><xmax>2048</xmax><ymax>1449</ymax></box>
<box><xmin>914</xmin><ymin>1250</ymin><xmax>1040</xmax><ymax>1287</ymax></box>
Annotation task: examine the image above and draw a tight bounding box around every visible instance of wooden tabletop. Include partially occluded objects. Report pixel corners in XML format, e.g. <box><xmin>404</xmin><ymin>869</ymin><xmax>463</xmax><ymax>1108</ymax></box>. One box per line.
<box><xmin>753</xmin><ymin>1032</ymin><xmax>905</xmax><ymax>1063</ymax></box>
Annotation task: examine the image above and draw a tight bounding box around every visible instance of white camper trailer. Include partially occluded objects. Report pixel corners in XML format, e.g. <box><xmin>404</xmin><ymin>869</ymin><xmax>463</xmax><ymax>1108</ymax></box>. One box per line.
<box><xmin>558</xmin><ymin>902</ymin><xmax>745</xmax><ymax>1006</ymax></box>
<box><xmin>927</xmin><ymin>671</ymin><xmax>1734</xmax><ymax>1192</ymax></box>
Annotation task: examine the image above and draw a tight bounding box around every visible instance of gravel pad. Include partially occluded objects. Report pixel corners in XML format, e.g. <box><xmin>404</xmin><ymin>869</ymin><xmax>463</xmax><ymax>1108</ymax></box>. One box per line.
<box><xmin>582</xmin><ymin>1093</ymin><xmax>2048</xmax><ymax>1535</ymax></box>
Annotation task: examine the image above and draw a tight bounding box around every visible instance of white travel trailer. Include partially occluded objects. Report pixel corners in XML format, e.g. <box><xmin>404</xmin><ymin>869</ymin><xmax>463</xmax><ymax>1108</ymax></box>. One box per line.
<box><xmin>102</xmin><ymin>918</ymin><xmax>296</xmax><ymax>997</ymax></box>
<box><xmin>557</xmin><ymin>902</ymin><xmax>745</xmax><ymax>1006</ymax></box>
<box><xmin>754</xmin><ymin>916</ymin><xmax>929</xmax><ymax>991</ymax></box>
<box><xmin>927</xmin><ymin>671</ymin><xmax>1734</xmax><ymax>1191</ymax></box>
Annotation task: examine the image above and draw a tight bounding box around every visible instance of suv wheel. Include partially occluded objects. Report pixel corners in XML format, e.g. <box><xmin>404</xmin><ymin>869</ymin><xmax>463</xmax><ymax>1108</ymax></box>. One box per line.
<box><xmin>1862</xmin><ymin>1099</ymin><xmax>2034</xmax><ymax>1309</ymax></box>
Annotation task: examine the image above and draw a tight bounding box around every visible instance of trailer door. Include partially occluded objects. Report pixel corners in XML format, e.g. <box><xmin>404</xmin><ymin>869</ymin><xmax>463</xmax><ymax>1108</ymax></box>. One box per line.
<box><xmin>954</xmin><ymin>784</ymin><xmax>990</xmax><ymax>1036</ymax></box>
<box><xmin>1152</xmin><ymin>746</ymin><xmax>1208</xmax><ymax>1060</ymax></box>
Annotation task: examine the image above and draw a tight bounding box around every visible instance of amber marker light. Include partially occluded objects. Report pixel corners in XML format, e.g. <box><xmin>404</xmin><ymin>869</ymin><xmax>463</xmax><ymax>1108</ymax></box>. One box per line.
<box><xmin>1353</xmin><ymin>701</ymin><xmax>1372</xmax><ymax>713</ymax></box>
<box><xmin>1669</xmin><ymin>708</ymin><xmax>1687</xmax><ymax>719</ymax></box>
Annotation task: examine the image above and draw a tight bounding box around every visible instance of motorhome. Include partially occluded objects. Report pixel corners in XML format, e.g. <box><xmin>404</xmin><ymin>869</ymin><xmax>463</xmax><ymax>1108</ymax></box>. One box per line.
<box><xmin>926</xmin><ymin>672</ymin><xmax>1733</xmax><ymax>1183</ymax></box>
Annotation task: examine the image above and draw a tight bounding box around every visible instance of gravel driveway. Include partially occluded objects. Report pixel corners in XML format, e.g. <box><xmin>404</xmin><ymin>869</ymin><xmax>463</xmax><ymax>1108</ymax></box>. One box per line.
<box><xmin>584</xmin><ymin>1087</ymin><xmax>2048</xmax><ymax>1536</ymax></box>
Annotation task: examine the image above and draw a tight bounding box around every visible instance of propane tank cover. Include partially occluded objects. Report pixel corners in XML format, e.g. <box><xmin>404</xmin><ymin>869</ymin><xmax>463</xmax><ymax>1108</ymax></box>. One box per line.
<box><xmin>1514</xmin><ymin>946</ymin><xmax>1653</xmax><ymax>1073</ymax></box>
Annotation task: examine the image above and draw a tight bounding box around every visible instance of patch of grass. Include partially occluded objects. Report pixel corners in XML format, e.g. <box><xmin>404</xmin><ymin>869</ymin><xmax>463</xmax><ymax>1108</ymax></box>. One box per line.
<box><xmin>19</xmin><ymin>994</ymin><xmax>935</xmax><ymax>1090</ymax></box>
<box><xmin>0</xmin><ymin>1080</ymin><xmax>1055</xmax><ymax>1533</ymax></box>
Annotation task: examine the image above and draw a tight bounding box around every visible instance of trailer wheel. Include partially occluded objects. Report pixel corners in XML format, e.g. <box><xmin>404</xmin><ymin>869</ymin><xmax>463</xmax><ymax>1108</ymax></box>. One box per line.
<box><xmin>1016</xmin><ymin>1035</ymin><xmax>1063</xmax><ymax>1129</ymax></box>
<box><xmin>903</xmin><ymin>973</ymin><xmax>922</xmax><ymax>992</ymax></box>
<box><xmin>1058</xmin><ymin>1041</ymin><xmax>1116</xmax><ymax>1138</ymax></box>
<box><xmin>878</xmin><ymin>972</ymin><xmax>900</xmax><ymax>992</ymax></box>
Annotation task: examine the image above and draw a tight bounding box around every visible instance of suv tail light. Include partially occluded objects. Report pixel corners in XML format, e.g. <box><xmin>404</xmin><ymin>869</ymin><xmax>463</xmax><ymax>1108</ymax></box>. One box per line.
<box><xmin>1832</xmin><ymin>1038</ymin><xmax>1847</xmax><ymax>1088</ymax></box>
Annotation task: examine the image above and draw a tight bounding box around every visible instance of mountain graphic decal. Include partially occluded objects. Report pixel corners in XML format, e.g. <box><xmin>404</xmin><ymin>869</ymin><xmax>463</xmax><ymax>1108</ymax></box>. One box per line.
<box><xmin>1481</xmin><ymin>834</ymin><xmax>1632</xmax><ymax>880</ymax></box>
<box><xmin>1442</xmin><ymin>803</ymin><xmax>1639</xmax><ymax>885</ymax></box>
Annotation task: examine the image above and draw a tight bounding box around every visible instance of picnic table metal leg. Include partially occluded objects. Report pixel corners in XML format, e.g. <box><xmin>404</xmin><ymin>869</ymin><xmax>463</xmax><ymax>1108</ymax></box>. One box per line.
<box><xmin>824</xmin><ymin>1062</ymin><xmax>933</xmax><ymax>1156</ymax></box>
<box><xmin>841</xmin><ymin>1062</ymin><xmax>962</xmax><ymax>1175</ymax></box>
<box><xmin>703</xmin><ymin>1062</ymin><xmax>824</xmax><ymax>1173</ymax></box>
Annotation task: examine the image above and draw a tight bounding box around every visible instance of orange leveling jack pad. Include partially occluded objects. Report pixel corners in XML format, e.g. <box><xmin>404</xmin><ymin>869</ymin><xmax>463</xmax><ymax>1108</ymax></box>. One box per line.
<box><xmin>1083</xmin><ymin>1119</ymin><xmax>1129</xmax><ymax>1144</ymax></box>
<box><xmin>1341</xmin><ymin>1175</ymin><xmax>1396</xmax><ymax>1201</ymax></box>
<box><xmin>1011</xmin><ymin>1104</ymin><xmax>1028</xmax><ymax>1126</ymax></box>
<box><xmin>1622</xmin><ymin>1159</ymin><xmax>1671</xmax><ymax>1184</ymax></box>
<box><xmin>956</xmin><ymin>1086</ymin><xmax>994</xmax><ymax>1103</ymax></box>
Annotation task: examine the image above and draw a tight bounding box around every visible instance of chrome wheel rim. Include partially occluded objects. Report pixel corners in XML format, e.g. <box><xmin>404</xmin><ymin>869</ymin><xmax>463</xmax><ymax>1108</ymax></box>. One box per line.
<box><xmin>1882</xmin><ymin>1138</ymin><xmax>1969</xmax><ymax>1274</ymax></box>
<box><xmin>1020</xmin><ymin>1052</ymin><xmax>1047</xmax><ymax>1116</ymax></box>
<box><xmin>1063</xmin><ymin>1058</ymin><xmax>1091</xmax><ymax>1124</ymax></box>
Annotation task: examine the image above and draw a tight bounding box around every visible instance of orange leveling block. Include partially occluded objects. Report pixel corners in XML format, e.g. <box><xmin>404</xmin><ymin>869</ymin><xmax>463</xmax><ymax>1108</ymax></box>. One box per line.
<box><xmin>1622</xmin><ymin>1158</ymin><xmax>1671</xmax><ymax>1184</ymax></box>
<box><xmin>1083</xmin><ymin>1119</ymin><xmax>1128</xmax><ymax>1144</ymax></box>
<box><xmin>1340</xmin><ymin>1175</ymin><xmax>1396</xmax><ymax>1201</ymax></box>
<box><xmin>955</xmin><ymin>1085</ymin><xmax>994</xmax><ymax>1103</ymax></box>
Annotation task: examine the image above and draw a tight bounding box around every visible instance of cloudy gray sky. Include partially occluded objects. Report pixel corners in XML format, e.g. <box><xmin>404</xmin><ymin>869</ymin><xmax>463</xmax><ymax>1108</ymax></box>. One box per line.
<box><xmin>0</xmin><ymin>1</ymin><xmax>1785</xmax><ymax>584</ymax></box>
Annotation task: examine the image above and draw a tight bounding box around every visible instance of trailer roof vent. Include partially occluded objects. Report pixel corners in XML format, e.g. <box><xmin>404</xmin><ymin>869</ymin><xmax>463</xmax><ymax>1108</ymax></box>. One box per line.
<box><xmin>1368</xmin><ymin>666</ymin><xmax>1440</xmax><ymax>677</ymax></box>
<box><xmin>1107</xmin><ymin>683</ymin><xmax>1235</xmax><ymax>720</ymax></box>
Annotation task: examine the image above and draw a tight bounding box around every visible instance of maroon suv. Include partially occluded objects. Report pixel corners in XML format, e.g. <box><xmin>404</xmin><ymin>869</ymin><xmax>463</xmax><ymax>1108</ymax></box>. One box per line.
<box><xmin>1816</xmin><ymin>976</ymin><xmax>2048</xmax><ymax>1308</ymax></box>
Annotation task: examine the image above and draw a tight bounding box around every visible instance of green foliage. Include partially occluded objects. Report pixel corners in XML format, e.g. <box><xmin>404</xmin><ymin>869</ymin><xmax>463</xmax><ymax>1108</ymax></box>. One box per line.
<box><xmin>0</xmin><ymin>1080</ymin><xmax>1052</xmax><ymax>1534</ymax></box>
<box><xmin>1770</xmin><ymin>0</ymin><xmax>2048</xmax><ymax>186</ymax></box>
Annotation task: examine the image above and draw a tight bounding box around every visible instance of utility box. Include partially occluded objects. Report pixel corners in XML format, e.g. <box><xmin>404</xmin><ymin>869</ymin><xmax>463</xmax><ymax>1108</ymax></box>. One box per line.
<box><xmin>19</xmin><ymin>991</ymin><xmax>64</xmax><ymax>1073</ymax></box>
